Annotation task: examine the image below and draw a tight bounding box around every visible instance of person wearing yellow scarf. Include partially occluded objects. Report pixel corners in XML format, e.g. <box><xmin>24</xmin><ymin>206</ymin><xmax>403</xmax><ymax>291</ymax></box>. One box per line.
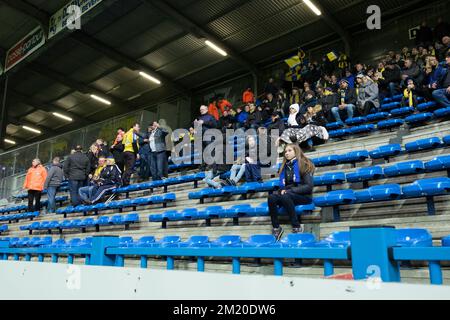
<box><xmin>402</xmin><ymin>79</ymin><xmax>417</xmax><ymax>108</ymax></box>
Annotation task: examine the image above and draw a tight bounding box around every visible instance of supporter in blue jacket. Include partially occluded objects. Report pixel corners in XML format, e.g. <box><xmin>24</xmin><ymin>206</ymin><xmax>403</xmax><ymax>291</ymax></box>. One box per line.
<box><xmin>268</xmin><ymin>144</ymin><xmax>315</xmax><ymax>240</ymax></box>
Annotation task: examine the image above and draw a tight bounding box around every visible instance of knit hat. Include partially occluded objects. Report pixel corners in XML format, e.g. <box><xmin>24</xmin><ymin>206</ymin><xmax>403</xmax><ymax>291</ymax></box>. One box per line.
<box><xmin>339</xmin><ymin>79</ymin><xmax>349</xmax><ymax>85</ymax></box>
<box><xmin>356</xmin><ymin>73</ymin><xmax>365</xmax><ymax>79</ymax></box>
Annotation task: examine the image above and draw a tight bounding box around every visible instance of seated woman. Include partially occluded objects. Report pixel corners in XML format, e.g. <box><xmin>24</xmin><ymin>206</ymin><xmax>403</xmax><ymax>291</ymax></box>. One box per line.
<box><xmin>268</xmin><ymin>144</ymin><xmax>315</xmax><ymax>240</ymax></box>
<box><xmin>278</xmin><ymin>104</ymin><xmax>329</xmax><ymax>151</ymax></box>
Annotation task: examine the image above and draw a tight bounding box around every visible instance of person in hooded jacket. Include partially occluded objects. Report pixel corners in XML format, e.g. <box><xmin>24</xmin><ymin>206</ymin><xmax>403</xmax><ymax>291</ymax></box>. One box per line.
<box><xmin>44</xmin><ymin>157</ymin><xmax>64</xmax><ymax>213</ymax></box>
<box><xmin>356</xmin><ymin>74</ymin><xmax>380</xmax><ymax>116</ymax></box>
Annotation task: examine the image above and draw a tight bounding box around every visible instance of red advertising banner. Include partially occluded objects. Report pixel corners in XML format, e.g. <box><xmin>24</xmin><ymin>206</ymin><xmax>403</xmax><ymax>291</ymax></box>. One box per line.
<box><xmin>5</xmin><ymin>26</ymin><xmax>45</xmax><ymax>72</ymax></box>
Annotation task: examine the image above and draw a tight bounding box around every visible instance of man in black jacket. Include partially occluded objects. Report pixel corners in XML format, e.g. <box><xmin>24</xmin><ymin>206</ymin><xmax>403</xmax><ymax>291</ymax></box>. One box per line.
<box><xmin>63</xmin><ymin>145</ymin><xmax>90</xmax><ymax>206</ymax></box>
<box><xmin>89</xmin><ymin>158</ymin><xmax>122</xmax><ymax>204</ymax></box>
<box><xmin>381</xmin><ymin>61</ymin><xmax>402</xmax><ymax>97</ymax></box>
<box><xmin>331</xmin><ymin>79</ymin><xmax>356</xmax><ymax>123</ymax></box>
<box><xmin>316</xmin><ymin>85</ymin><xmax>337</xmax><ymax>122</ymax></box>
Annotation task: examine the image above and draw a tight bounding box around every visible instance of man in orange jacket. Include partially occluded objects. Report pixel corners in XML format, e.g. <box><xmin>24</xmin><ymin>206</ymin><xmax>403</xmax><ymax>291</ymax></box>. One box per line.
<box><xmin>242</xmin><ymin>87</ymin><xmax>255</xmax><ymax>104</ymax></box>
<box><xmin>23</xmin><ymin>159</ymin><xmax>48</xmax><ymax>212</ymax></box>
<box><xmin>208</xmin><ymin>99</ymin><xmax>220</xmax><ymax>121</ymax></box>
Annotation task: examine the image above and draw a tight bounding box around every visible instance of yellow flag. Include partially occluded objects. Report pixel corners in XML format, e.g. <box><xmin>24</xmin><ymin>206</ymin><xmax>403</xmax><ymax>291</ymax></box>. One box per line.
<box><xmin>327</xmin><ymin>51</ymin><xmax>338</xmax><ymax>62</ymax></box>
<box><xmin>285</xmin><ymin>55</ymin><xmax>301</xmax><ymax>68</ymax></box>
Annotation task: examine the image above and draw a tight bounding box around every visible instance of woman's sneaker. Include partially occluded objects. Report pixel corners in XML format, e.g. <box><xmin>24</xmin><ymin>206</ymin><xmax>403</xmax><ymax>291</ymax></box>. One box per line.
<box><xmin>272</xmin><ymin>227</ymin><xmax>284</xmax><ymax>241</ymax></box>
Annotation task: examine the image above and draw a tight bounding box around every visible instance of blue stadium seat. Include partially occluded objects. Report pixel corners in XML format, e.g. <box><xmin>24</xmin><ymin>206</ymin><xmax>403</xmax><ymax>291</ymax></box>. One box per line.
<box><xmin>313</xmin><ymin>190</ymin><xmax>356</xmax><ymax>206</ymax></box>
<box><xmin>38</xmin><ymin>221</ymin><xmax>51</xmax><ymax>230</ymax></box>
<box><xmin>312</xmin><ymin>155</ymin><xmax>340</xmax><ymax>167</ymax></box>
<box><xmin>59</xmin><ymin>220</ymin><xmax>73</xmax><ymax>230</ymax></box>
<box><xmin>47</xmin><ymin>239</ymin><xmax>67</xmax><ymax>248</ymax></box>
<box><xmin>425</xmin><ymin>156</ymin><xmax>450</xmax><ymax>173</ymax></box>
<box><xmin>329</xmin><ymin>129</ymin><xmax>351</xmax><ymax>138</ymax></box>
<box><xmin>70</xmin><ymin>219</ymin><xmax>83</xmax><ymax>229</ymax></box>
<box><xmin>390</xmin><ymin>107</ymin><xmax>414</xmax><ymax>117</ymax></box>
<box><xmin>381</xmin><ymin>102</ymin><xmax>401</xmax><ymax>111</ymax></box>
<box><xmin>417</xmin><ymin>101</ymin><xmax>438</xmax><ymax>112</ymax></box>
<box><xmin>349</xmin><ymin>124</ymin><xmax>375</xmax><ymax>134</ymax></box>
<box><xmin>354</xmin><ymin>184</ymin><xmax>402</xmax><ymax>203</ymax></box>
<box><xmin>434</xmin><ymin>107</ymin><xmax>450</xmax><ymax>118</ymax></box>
<box><xmin>443</xmin><ymin>135</ymin><xmax>450</xmax><ymax>145</ymax></box>
<box><xmin>306</xmin><ymin>231</ymin><xmax>350</xmax><ymax>248</ymax></box>
<box><xmin>123</xmin><ymin>213</ymin><xmax>140</xmax><ymax>224</ymax></box>
<box><xmin>396</xmin><ymin>229</ymin><xmax>432</xmax><ymax>247</ymax></box>
<box><xmin>67</xmin><ymin>238</ymin><xmax>82</xmax><ymax>247</ymax></box>
<box><xmin>369</xmin><ymin>144</ymin><xmax>402</xmax><ymax>159</ymax></box>
<box><xmin>346</xmin><ymin>166</ymin><xmax>384</xmax><ymax>183</ymax></box>
<box><xmin>208</xmin><ymin>235</ymin><xmax>242</xmax><ymax>247</ymax></box>
<box><xmin>377</xmin><ymin>119</ymin><xmax>404</xmax><ymax>130</ymax></box>
<box><xmin>189</xmin><ymin>188</ymin><xmax>224</xmax><ymax>200</ymax></box>
<box><xmin>405</xmin><ymin>113</ymin><xmax>433</xmax><ymax>125</ymax></box>
<box><xmin>130</xmin><ymin>236</ymin><xmax>156</xmax><ymax>247</ymax></box>
<box><xmin>178</xmin><ymin>236</ymin><xmax>210</xmax><ymax>247</ymax></box>
<box><xmin>442</xmin><ymin>235</ymin><xmax>450</xmax><ymax>247</ymax></box>
<box><xmin>110</xmin><ymin>215</ymin><xmax>124</xmax><ymax>225</ymax></box>
<box><xmin>326</xmin><ymin>121</ymin><xmax>344</xmax><ymax>130</ymax></box>
<box><xmin>96</xmin><ymin>216</ymin><xmax>110</xmax><ymax>226</ymax></box>
<box><xmin>402</xmin><ymin>178</ymin><xmax>450</xmax><ymax>197</ymax></box>
<box><xmin>345</xmin><ymin>117</ymin><xmax>367</xmax><ymax>126</ymax></box>
<box><xmin>119</xmin><ymin>237</ymin><xmax>134</xmax><ymax>247</ymax></box>
<box><xmin>77</xmin><ymin>238</ymin><xmax>93</xmax><ymax>248</ymax></box>
<box><xmin>405</xmin><ymin>137</ymin><xmax>442</xmax><ymax>152</ymax></box>
<box><xmin>80</xmin><ymin>218</ymin><xmax>96</xmax><ymax>228</ymax></box>
<box><xmin>154</xmin><ymin>236</ymin><xmax>182</xmax><ymax>247</ymax></box>
<box><xmin>279</xmin><ymin>234</ymin><xmax>316</xmax><ymax>248</ymax></box>
<box><xmin>338</xmin><ymin>150</ymin><xmax>369</xmax><ymax>163</ymax></box>
<box><xmin>391</xmin><ymin>94</ymin><xmax>403</xmax><ymax>102</ymax></box>
<box><xmin>242</xmin><ymin>235</ymin><xmax>277</xmax><ymax>247</ymax></box>
<box><xmin>314</xmin><ymin>172</ymin><xmax>346</xmax><ymax>186</ymax></box>
<box><xmin>383</xmin><ymin>160</ymin><xmax>425</xmax><ymax>177</ymax></box>
<box><xmin>366</xmin><ymin>112</ymin><xmax>389</xmax><ymax>122</ymax></box>
<box><xmin>222</xmin><ymin>205</ymin><xmax>252</xmax><ymax>218</ymax></box>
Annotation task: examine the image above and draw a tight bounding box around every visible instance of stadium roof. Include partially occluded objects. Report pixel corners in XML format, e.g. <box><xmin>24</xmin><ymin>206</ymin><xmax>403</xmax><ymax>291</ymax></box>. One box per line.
<box><xmin>0</xmin><ymin>0</ymin><xmax>437</xmax><ymax>149</ymax></box>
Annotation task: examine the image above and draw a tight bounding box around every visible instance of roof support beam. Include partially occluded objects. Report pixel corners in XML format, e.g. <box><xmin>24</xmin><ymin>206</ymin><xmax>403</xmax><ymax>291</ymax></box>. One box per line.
<box><xmin>8</xmin><ymin>90</ymin><xmax>94</xmax><ymax>126</ymax></box>
<box><xmin>0</xmin><ymin>0</ymin><xmax>48</xmax><ymax>30</ymax></box>
<box><xmin>26</xmin><ymin>62</ymin><xmax>131</xmax><ymax>114</ymax></box>
<box><xmin>143</xmin><ymin>0</ymin><xmax>260</xmax><ymax>76</ymax></box>
<box><xmin>70</xmin><ymin>31</ymin><xmax>191</xmax><ymax>96</ymax></box>
<box><xmin>8</xmin><ymin>115</ymin><xmax>57</xmax><ymax>136</ymax></box>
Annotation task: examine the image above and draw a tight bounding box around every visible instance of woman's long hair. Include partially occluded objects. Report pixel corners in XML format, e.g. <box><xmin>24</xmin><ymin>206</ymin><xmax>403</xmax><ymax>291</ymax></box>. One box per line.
<box><xmin>279</xmin><ymin>144</ymin><xmax>315</xmax><ymax>176</ymax></box>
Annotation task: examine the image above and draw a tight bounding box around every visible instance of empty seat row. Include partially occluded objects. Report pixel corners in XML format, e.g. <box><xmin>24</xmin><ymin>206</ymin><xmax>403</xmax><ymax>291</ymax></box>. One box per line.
<box><xmin>56</xmin><ymin>193</ymin><xmax>176</xmax><ymax>217</ymax></box>
<box><xmin>188</xmin><ymin>181</ymin><xmax>279</xmax><ymax>203</ymax></box>
<box><xmin>20</xmin><ymin>213</ymin><xmax>140</xmax><ymax>234</ymax></box>
<box><xmin>113</xmin><ymin>173</ymin><xmax>206</xmax><ymax>195</ymax></box>
<box><xmin>0</xmin><ymin>196</ymin><xmax>68</xmax><ymax>214</ymax></box>
<box><xmin>314</xmin><ymin>177</ymin><xmax>450</xmax><ymax>220</ymax></box>
<box><xmin>149</xmin><ymin>203</ymin><xmax>315</xmax><ymax>228</ymax></box>
<box><xmin>313</xmin><ymin>137</ymin><xmax>450</xmax><ymax>168</ymax></box>
<box><xmin>0</xmin><ymin>211</ymin><xmax>39</xmax><ymax>223</ymax></box>
<box><xmin>328</xmin><ymin>108</ymin><xmax>449</xmax><ymax>139</ymax></box>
